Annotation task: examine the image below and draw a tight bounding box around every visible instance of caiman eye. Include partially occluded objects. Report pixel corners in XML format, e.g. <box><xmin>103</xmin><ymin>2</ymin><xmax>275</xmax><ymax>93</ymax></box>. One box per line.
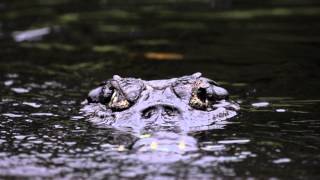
<box><xmin>89</xmin><ymin>85</ymin><xmax>131</xmax><ymax>111</ymax></box>
<box><xmin>189</xmin><ymin>88</ymin><xmax>209</xmax><ymax>110</ymax></box>
<box><xmin>189</xmin><ymin>84</ymin><xmax>229</xmax><ymax>110</ymax></box>
<box><xmin>108</xmin><ymin>89</ymin><xmax>131</xmax><ymax>111</ymax></box>
<box><xmin>87</xmin><ymin>77</ymin><xmax>142</xmax><ymax>111</ymax></box>
<box><xmin>99</xmin><ymin>86</ymin><xmax>113</xmax><ymax>104</ymax></box>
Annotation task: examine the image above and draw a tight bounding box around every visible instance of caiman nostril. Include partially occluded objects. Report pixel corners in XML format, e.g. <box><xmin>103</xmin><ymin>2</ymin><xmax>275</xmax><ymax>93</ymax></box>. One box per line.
<box><xmin>163</xmin><ymin>105</ymin><xmax>180</xmax><ymax>117</ymax></box>
<box><xmin>141</xmin><ymin>107</ymin><xmax>157</xmax><ymax>119</ymax></box>
<box><xmin>141</xmin><ymin>104</ymin><xmax>181</xmax><ymax>119</ymax></box>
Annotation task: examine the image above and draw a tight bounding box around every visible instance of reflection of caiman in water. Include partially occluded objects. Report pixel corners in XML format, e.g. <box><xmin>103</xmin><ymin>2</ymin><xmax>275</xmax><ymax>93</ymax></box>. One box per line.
<box><xmin>81</xmin><ymin>73</ymin><xmax>239</xmax><ymax>162</ymax></box>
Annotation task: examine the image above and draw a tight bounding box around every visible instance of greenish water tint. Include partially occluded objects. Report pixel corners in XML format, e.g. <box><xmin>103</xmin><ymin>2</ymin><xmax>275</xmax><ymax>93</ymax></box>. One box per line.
<box><xmin>0</xmin><ymin>0</ymin><xmax>320</xmax><ymax>179</ymax></box>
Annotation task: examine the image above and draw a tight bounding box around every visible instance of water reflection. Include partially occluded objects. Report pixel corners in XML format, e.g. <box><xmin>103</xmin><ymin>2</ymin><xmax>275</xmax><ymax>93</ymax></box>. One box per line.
<box><xmin>0</xmin><ymin>72</ymin><xmax>319</xmax><ymax>178</ymax></box>
<box><xmin>2</xmin><ymin>77</ymin><xmax>318</xmax><ymax>179</ymax></box>
<box><xmin>13</xmin><ymin>27</ymin><xmax>52</xmax><ymax>42</ymax></box>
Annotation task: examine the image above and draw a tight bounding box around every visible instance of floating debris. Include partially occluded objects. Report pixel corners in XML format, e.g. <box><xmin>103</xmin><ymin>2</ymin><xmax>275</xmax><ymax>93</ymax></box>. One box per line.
<box><xmin>144</xmin><ymin>52</ymin><xmax>184</xmax><ymax>60</ymax></box>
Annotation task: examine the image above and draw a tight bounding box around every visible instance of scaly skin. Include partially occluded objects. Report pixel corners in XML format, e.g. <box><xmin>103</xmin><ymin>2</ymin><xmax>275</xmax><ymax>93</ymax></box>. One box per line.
<box><xmin>80</xmin><ymin>73</ymin><xmax>239</xmax><ymax>157</ymax></box>
<box><xmin>81</xmin><ymin>72</ymin><xmax>239</xmax><ymax>134</ymax></box>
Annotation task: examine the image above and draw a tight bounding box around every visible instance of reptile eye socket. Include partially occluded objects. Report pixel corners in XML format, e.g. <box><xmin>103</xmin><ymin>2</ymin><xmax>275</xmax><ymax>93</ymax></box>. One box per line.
<box><xmin>189</xmin><ymin>88</ymin><xmax>209</xmax><ymax>110</ymax></box>
<box><xmin>90</xmin><ymin>81</ymin><xmax>133</xmax><ymax>111</ymax></box>
<box><xmin>108</xmin><ymin>90</ymin><xmax>131</xmax><ymax>111</ymax></box>
<box><xmin>99</xmin><ymin>86</ymin><xmax>113</xmax><ymax>104</ymax></box>
<box><xmin>196</xmin><ymin>88</ymin><xmax>207</xmax><ymax>102</ymax></box>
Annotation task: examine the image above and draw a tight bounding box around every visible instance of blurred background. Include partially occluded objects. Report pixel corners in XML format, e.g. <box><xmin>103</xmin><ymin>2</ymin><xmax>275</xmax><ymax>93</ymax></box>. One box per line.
<box><xmin>1</xmin><ymin>0</ymin><xmax>319</xmax><ymax>97</ymax></box>
<box><xmin>0</xmin><ymin>0</ymin><xmax>320</xmax><ymax>179</ymax></box>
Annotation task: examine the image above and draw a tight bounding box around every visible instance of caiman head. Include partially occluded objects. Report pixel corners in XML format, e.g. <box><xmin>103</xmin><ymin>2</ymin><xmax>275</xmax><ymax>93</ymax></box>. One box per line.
<box><xmin>81</xmin><ymin>72</ymin><xmax>239</xmax><ymax>136</ymax></box>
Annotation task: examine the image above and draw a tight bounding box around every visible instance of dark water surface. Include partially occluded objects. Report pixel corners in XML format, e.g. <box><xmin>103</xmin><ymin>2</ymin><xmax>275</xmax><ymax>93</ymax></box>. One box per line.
<box><xmin>1</xmin><ymin>0</ymin><xmax>320</xmax><ymax>179</ymax></box>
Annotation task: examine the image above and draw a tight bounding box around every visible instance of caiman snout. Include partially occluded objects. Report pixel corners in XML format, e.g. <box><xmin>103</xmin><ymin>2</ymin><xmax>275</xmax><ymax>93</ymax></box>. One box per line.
<box><xmin>141</xmin><ymin>104</ymin><xmax>181</xmax><ymax>120</ymax></box>
<box><xmin>140</xmin><ymin>103</ymin><xmax>186</xmax><ymax>133</ymax></box>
